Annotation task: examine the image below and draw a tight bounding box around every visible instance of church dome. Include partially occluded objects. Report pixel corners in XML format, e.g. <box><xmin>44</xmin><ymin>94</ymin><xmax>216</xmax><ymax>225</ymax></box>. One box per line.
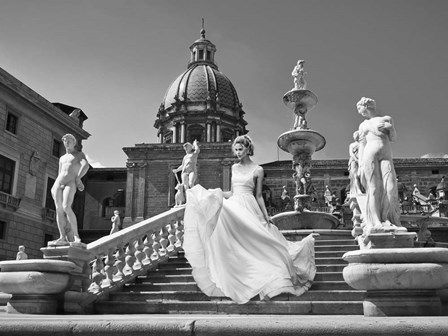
<box><xmin>154</xmin><ymin>27</ymin><xmax>248</xmax><ymax>144</ymax></box>
<box><xmin>163</xmin><ymin>64</ymin><xmax>240</xmax><ymax>110</ymax></box>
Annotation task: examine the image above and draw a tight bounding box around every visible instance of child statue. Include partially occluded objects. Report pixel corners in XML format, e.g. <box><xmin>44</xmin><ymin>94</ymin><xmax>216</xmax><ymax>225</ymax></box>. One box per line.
<box><xmin>16</xmin><ymin>245</ymin><xmax>28</xmax><ymax>260</ymax></box>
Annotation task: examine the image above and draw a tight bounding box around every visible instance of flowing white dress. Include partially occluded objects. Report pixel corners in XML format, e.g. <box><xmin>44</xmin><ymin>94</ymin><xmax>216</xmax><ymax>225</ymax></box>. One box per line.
<box><xmin>183</xmin><ymin>165</ymin><xmax>316</xmax><ymax>304</ymax></box>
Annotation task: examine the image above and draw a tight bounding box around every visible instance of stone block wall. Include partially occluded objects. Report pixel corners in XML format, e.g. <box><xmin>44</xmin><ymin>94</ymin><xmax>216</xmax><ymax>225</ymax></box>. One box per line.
<box><xmin>0</xmin><ymin>67</ymin><xmax>89</xmax><ymax>260</ymax></box>
<box><xmin>123</xmin><ymin>142</ymin><xmax>235</xmax><ymax>223</ymax></box>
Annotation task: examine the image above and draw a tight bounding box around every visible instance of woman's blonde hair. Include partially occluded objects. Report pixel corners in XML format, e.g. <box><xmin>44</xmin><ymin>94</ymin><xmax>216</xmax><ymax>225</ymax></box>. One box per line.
<box><xmin>232</xmin><ymin>135</ymin><xmax>254</xmax><ymax>156</ymax></box>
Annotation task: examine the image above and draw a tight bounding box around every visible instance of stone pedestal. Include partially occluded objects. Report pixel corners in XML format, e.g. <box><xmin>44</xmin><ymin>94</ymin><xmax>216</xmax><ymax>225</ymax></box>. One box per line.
<box><xmin>343</xmin><ymin>248</ymin><xmax>448</xmax><ymax>316</ymax></box>
<box><xmin>293</xmin><ymin>194</ymin><xmax>311</xmax><ymax>212</ymax></box>
<box><xmin>368</xmin><ymin>232</ymin><xmax>416</xmax><ymax>248</ymax></box>
<box><xmin>0</xmin><ymin>260</ymin><xmax>76</xmax><ymax>314</ymax></box>
<box><xmin>41</xmin><ymin>244</ymin><xmax>91</xmax><ymax>292</ymax></box>
<box><xmin>40</xmin><ymin>244</ymin><xmax>95</xmax><ymax>313</ymax></box>
<box><xmin>364</xmin><ymin>290</ymin><xmax>441</xmax><ymax>317</ymax></box>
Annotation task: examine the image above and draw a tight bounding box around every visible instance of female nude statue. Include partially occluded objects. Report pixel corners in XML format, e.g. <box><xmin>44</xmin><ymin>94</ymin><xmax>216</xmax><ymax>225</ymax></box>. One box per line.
<box><xmin>356</xmin><ymin>97</ymin><xmax>403</xmax><ymax>233</ymax></box>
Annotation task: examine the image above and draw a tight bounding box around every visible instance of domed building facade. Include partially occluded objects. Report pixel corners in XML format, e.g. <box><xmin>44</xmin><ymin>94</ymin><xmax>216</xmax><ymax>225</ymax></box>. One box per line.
<box><xmin>154</xmin><ymin>27</ymin><xmax>247</xmax><ymax>145</ymax></box>
<box><xmin>122</xmin><ymin>29</ymin><xmax>248</xmax><ymax>223</ymax></box>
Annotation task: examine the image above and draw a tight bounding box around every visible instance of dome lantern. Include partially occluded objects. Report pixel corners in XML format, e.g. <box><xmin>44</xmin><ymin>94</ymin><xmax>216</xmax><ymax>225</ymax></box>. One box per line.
<box><xmin>188</xmin><ymin>22</ymin><xmax>217</xmax><ymax>69</ymax></box>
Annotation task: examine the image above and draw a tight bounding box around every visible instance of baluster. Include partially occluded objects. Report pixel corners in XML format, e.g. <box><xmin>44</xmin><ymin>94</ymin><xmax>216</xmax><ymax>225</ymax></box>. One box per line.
<box><xmin>123</xmin><ymin>241</ymin><xmax>136</xmax><ymax>276</ymax></box>
<box><xmin>88</xmin><ymin>256</ymin><xmax>104</xmax><ymax>293</ymax></box>
<box><xmin>142</xmin><ymin>233</ymin><xmax>153</xmax><ymax>265</ymax></box>
<box><xmin>134</xmin><ymin>237</ymin><xmax>144</xmax><ymax>270</ymax></box>
<box><xmin>167</xmin><ymin>222</ymin><xmax>176</xmax><ymax>252</ymax></box>
<box><xmin>151</xmin><ymin>232</ymin><xmax>161</xmax><ymax>261</ymax></box>
<box><xmin>175</xmin><ymin>219</ymin><xmax>184</xmax><ymax>247</ymax></box>
<box><xmin>102</xmin><ymin>248</ymin><xmax>115</xmax><ymax>288</ymax></box>
<box><xmin>158</xmin><ymin>226</ymin><xmax>169</xmax><ymax>257</ymax></box>
<box><xmin>113</xmin><ymin>245</ymin><xmax>125</xmax><ymax>281</ymax></box>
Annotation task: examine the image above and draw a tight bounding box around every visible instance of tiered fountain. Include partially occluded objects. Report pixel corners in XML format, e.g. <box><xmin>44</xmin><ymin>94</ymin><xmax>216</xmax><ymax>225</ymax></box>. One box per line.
<box><xmin>272</xmin><ymin>60</ymin><xmax>339</xmax><ymax>230</ymax></box>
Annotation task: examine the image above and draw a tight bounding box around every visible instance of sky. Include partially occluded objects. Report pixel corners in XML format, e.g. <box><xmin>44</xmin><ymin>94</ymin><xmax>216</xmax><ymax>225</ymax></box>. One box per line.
<box><xmin>0</xmin><ymin>0</ymin><xmax>447</xmax><ymax>167</ymax></box>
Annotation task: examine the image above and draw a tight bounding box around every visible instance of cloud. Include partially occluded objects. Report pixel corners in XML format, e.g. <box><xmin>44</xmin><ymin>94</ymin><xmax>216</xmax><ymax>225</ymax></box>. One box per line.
<box><xmin>420</xmin><ymin>153</ymin><xmax>448</xmax><ymax>159</ymax></box>
<box><xmin>86</xmin><ymin>154</ymin><xmax>105</xmax><ymax>168</ymax></box>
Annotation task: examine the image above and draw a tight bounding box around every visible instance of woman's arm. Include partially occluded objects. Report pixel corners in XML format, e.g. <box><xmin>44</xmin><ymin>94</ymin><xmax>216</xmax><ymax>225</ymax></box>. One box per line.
<box><xmin>254</xmin><ymin>166</ymin><xmax>272</xmax><ymax>223</ymax></box>
<box><xmin>385</xmin><ymin>116</ymin><xmax>397</xmax><ymax>142</ymax></box>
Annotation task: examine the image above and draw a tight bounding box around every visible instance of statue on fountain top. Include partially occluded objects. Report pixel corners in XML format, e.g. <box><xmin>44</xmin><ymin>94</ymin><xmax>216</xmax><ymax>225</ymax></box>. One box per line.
<box><xmin>292</xmin><ymin>60</ymin><xmax>307</xmax><ymax>90</ymax></box>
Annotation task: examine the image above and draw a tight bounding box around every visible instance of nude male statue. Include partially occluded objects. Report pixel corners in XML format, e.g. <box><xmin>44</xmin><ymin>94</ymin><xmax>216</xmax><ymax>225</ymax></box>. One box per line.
<box><xmin>173</xmin><ymin>139</ymin><xmax>200</xmax><ymax>190</ymax></box>
<box><xmin>48</xmin><ymin>134</ymin><xmax>89</xmax><ymax>246</ymax></box>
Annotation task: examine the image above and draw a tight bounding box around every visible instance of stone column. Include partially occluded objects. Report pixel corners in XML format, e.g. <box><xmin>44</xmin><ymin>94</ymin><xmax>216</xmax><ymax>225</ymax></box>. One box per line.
<box><xmin>222</xmin><ymin>161</ymin><xmax>231</xmax><ymax>191</ymax></box>
<box><xmin>172</xmin><ymin>123</ymin><xmax>177</xmax><ymax>143</ymax></box>
<box><xmin>216</xmin><ymin>123</ymin><xmax>221</xmax><ymax>142</ymax></box>
<box><xmin>211</xmin><ymin>122</ymin><xmax>216</xmax><ymax>142</ymax></box>
<box><xmin>206</xmin><ymin>122</ymin><xmax>211</xmax><ymax>142</ymax></box>
<box><xmin>135</xmin><ymin>162</ymin><xmax>147</xmax><ymax>222</ymax></box>
<box><xmin>123</xmin><ymin>162</ymin><xmax>137</xmax><ymax>227</ymax></box>
<box><xmin>180</xmin><ymin>122</ymin><xmax>186</xmax><ymax>143</ymax></box>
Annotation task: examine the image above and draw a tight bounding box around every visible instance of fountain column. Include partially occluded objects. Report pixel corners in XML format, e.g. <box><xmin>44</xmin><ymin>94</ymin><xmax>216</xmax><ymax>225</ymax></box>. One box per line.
<box><xmin>277</xmin><ymin>60</ymin><xmax>325</xmax><ymax>212</ymax></box>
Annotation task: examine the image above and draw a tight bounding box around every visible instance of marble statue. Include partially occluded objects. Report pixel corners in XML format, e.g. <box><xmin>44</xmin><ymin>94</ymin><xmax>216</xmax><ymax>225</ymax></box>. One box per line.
<box><xmin>281</xmin><ymin>185</ymin><xmax>290</xmax><ymax>202</ymax></box>
<box><xmin>110</xmin><ymin>210</ymin><xmax>121</xmax><ymax>235</ymax></box>
<box><xmin>348</xmin><ymin>131</ymin><xmax>365</xmax><ymax>195</ymax></box>
<box><xmin>16</xmin><ymin>245</ymin><xmax>28</xmax><ymax>260</ymax></box>
<box><xmin>48</xmin><ymin>134</ymin><xmax>89</xmax><ymax>246</ymax></box>
<box><xmin>292</xmin><ymin>60</ymin><xmax>307</xmax><ymax>90</ymax></box>
<box><xmin>355</xmin><ymin>97</ymin><xmax>403</xmax><ymax>235</ymax></box>
<box><xmin>174</xmin><ymin>183</ymin><xmax>186</xmax><ymax>207</ymax></box>
<box><xmin>173</xmin><ymin>139</ymin><xmax>200</xmax><ymax>191</ymax></box>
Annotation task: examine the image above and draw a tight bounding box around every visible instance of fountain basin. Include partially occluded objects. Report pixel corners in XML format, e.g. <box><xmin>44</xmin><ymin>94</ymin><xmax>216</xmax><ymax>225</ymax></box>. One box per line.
<box><xmin>283</xmin><ymin>89</ymin><xmax>318</xmax><ymax>111</ymax></box>
<box><xmin>272</xmin><ymin>211</ymin><xmax>339</xmax><ymax>230</ymax></box>
<box><xmin>0</xmin><ymin>260</ymin><xmax>76</xmax><ymax>295</ymax></box>
<box><xmin>277</xmin><ymin>129</ymin><xmax>326</xmax><ymax>155</ymax></box>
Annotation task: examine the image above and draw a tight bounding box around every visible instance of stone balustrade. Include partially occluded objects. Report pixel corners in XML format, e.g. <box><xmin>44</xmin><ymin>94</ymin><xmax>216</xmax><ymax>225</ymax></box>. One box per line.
<box><xmin>36</xmin><ymin>206</ymin><xmax>185</xmax><ymax>313</ymax></box>
<box><xmin>86</xmin><ymin>207</ymin><xmax>185</xmax><ymax>294</ymax></box>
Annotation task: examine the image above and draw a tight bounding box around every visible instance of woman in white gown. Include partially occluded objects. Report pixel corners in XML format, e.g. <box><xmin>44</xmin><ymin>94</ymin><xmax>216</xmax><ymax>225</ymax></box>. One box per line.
<box><xmin>183</xmin><ymin>135</ymin><xmax>316</xmax><ymax>304</ymax></box>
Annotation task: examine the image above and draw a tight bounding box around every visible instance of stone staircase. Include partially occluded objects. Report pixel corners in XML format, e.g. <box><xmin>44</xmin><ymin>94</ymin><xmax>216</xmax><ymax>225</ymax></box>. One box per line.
<box><xmin>94</xmin><ymin>230</ymin><xmax>365</xmax><ymax>315</ymax></box>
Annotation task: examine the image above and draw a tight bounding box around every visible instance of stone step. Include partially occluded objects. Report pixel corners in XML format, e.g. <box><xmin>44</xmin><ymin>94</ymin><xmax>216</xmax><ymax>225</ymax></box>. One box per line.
<box><xmin>314</xmin><ymin>239</ymin><xmax>357</xmax><ymax>246</ymax></box>
<box><xmin>311</xmin><ymin>281</ymin><xmax>352</xmax><ymax>291</ymax></box>
<box><xmin>153</xmin><ymin>263</ymin><xmax>347</xmax><ymax>275</ymax></box>
<box><xmin>126</xmin><ymin>279</ymin><xmax>352</xmax><ymax>292</ymax></box>
<box><xmin>315</xmin><ymin>257</ymin><xmax>347</xmax><ymax>265</ymax></box>
<box><xmin>109</xmin><ymin>290</ymin><xmax>365</xmax><ymax>302</ymax></box>
<box><xmin>94</xmin><ymin>300</ymin><xmax>363</xmax><ymax>315</ymax></box>
<box><xmin>315</xmin><ymin>251</ymin><xmax>346</xmax><ymax>258</ymax></box>
<box><xmin>139</xmin><ymin>271</ymin><xmax>344</xmax><ymax>284</ymax></box>
<box><xmin>282</xmin><ymin>230</ymin><xmax>354</xmax><ymax>241</ymax></box>
<box><xmin>160</xmin><ymin>256</ymin><xmax>348</xmax><ymax>269</ymax></box>
<box><xmin>124</xmin><ymin>282</ymin><xmax>201</xmax><ymax>292</ymax></box>
<box><xmin>315</xmin><ymin>245</ymin><xmax>358</xmax><ymax>252</ymax></box>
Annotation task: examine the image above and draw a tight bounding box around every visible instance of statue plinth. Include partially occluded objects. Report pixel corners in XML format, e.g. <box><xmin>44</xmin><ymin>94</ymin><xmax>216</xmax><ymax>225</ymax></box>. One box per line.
<box><xmin>343</xmin><ymin>248</ymin><xmax>448</xmax><ymax>316</ymax></box>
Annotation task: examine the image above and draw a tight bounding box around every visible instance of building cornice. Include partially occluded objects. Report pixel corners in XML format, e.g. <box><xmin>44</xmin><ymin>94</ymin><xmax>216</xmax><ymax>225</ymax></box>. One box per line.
<box><xmin>0</xmin><ymin>67</ymin><xmax>90</xmax><ymax>140</ymax></box>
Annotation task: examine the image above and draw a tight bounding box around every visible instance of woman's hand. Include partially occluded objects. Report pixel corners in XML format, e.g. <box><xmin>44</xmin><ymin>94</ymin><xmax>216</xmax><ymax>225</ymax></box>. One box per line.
<box><xmin>265</xmin><ymin>215</ymin><xmax>274</xmax><ymax>224</ymax></box>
